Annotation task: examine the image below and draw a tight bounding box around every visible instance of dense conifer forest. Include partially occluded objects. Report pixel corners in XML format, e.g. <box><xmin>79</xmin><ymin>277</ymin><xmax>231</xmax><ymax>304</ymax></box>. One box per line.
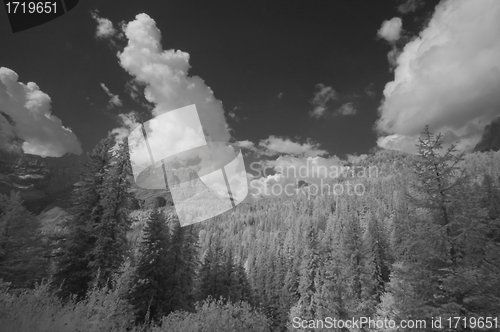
<box><xmin>1</xmin><ymin>128</ymin><xmax>500</xmax><ymax>331</ymax></box>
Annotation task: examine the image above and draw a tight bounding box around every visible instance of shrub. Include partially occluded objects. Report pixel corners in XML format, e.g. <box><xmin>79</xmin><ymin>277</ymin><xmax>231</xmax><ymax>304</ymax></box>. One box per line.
<box><xmin>157</xmin><ymin>297</ymin><xmax>270</xmax><ymax>332</ymax></box>
<box><xmin>0</xmin><ymin>262</ymin><xmax>137</xmax><ymax>332</ymax></box>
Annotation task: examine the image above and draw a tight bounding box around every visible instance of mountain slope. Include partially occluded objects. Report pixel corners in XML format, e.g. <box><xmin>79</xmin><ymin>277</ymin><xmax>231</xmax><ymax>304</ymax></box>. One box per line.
<box><xmin>474</xmin><ymin>116</ymin><xmax>500</xmax><ymax>152</ymax></box>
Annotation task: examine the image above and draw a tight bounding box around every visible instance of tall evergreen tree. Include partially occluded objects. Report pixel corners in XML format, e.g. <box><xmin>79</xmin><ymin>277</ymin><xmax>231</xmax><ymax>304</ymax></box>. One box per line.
<box><xmin>316</xmin><ymin>216</ymin><xmax>347</xmax><ymax>325</ymax></box>
<box><xmin>165</xmin><ymin>217</ymin><xmax>199</xmax><ymax>313</ymax></box>
<box><xmin>296</xmin><ymin>222</ymin><xmax>321</xmax><ymax>322</ymax></box>
<box><xmin>53</xmin><ymin>138</ymin><xmax>113</xmax><ymax>299</ymax></box>
<box><xmin>409</xmin><ymin>126</ymin><xmax>469</xmax><ymax>266</ymax></box>
<box><xmin>197</xmin><ymin>237</ymin><xmax>252</xmax><ymax>308</ymax></box>
<box><xmin>90</xmin><ymin>138</ymin><xmax>133</xmax><ymax>288</ymax></box>
<box><xmin>381</xmin><ymin>127</ymin><xmax>500</xmax><ymax>326</ymax></box>
<box><xmin>0</xmin><ymin>192</ymin><xmax>47</xmax><ymax>288</ymax></box>
<box><xmin>198</xmin><ymin>238</ymin><xmax>227</xmax><ymax>302</ymax></box>
<box><xmin>128</xmin><ymin>208</ymin><xmax>173</xmax><ymax>322</ymax></box>
<box><xmin>229</xmin><ymin>261</ymin><xmax>253</xmax><ymax>304</ymax></box>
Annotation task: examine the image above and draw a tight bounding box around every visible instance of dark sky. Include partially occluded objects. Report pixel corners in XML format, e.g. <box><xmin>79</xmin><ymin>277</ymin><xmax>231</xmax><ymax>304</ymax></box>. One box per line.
<box><xmin>0</xmin><ymin>0</ymin><xmax>442</xmax><ymax>158</ymax></box>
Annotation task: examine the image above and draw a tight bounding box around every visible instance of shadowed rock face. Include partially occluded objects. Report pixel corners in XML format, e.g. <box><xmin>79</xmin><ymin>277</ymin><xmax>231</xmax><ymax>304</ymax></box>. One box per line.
<box><xmin>0</xmin><ymin>149</ymin><xmax>184</xmax><ymax>214</ymax></box>
<box><xmin>475</xmin><ymin>117</ymin><xmax>500</xmax><ymax>152</ymax></box>
<box><xmin>0</xmin><ymin>150</ymin><xmax>84</xmax><ymax>213</ymax></box>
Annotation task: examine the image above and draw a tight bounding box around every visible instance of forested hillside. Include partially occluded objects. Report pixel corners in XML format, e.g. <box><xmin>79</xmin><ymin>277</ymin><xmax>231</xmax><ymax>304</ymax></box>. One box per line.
<box><xmin>1</xmin><ymin>129</ymin><xmax>500</xmax><ymax>332</ymax></box>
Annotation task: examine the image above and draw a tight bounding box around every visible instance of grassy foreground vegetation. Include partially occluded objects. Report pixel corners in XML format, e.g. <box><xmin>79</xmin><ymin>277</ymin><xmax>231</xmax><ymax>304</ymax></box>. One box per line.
<box><xmin>0</xmin><ymin>277</ymin><xmax>269</xmax><ymax>332</ymax></box>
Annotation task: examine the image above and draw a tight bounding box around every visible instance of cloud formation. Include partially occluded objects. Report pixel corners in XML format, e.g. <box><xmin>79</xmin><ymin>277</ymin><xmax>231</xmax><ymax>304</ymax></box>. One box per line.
<box><xmin>0</xmin><ymin>67</ymin><xmax>82</xmax><ymax>157</ymax></box>
<box><xmin>335</xmin><ymin>102</ymin><xmax>357</xmax><ymax>116</ymax></box>
<box><xmin>377</xmin><ymin>17</ymin><xmax>403</xmax><ymax>43</ymax></box>
<box><xmin>91</xmin><ymin>12</ymin><xmax>116</xmax><ymax>39</ymax></box>
<box><xmin>397</xmin><ymin>0</ymin><xmax>424</xmax><ymax>14</ymax></box>
<box><xmin>364</xmin><ymin>83</ymin><xmax>376</xmax><ymax>98</ymax></box>
<box><xmin>236</xmin><ymin>140</ymin><xmax>255</xmax><ymax>149</ymax></box>
<box><xmin>377</xmin><ymin>0</ymin><xmax>500</xmax><ymax>153</ymax></box>
<box><xmin>100</xmin><ymin>83</ymin><xmax>122</xmax><ymax>108</ymax></box>
<box><xmin>309</xmin><ymin>84</ymin><xmax>338</xmax><ymax>118</ymax></box>
<box><xmin>258</xmin><ymin>136</ymin><xmax>328</xmax><ymax>158</ymax></box>
<box><xmin>117</xmin><ymin>13</ymin><xmax>231</xmax><ymax>145</ymax></box>
<box><xmin>110</xmin><ymin>111</ymin><xmax>140</xmax><ymax>146</ymax></box>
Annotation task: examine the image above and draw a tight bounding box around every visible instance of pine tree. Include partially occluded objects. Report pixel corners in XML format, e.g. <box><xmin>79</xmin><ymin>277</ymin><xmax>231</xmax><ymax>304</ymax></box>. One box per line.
<box><xmin>296</xmin><ymin>222</ymin><xmax>321</xmax><ymax>321</ymax></box>
<box><xmin>90</xmin><ymin>138</ymin><xmax>133</xmax><ymax>288</ymax></box>
<box><xmin>128</xmin><ymin>208</ymin><xmax>173</xmax><ymax>322</ymax></box>
<box><xmin>165</xmin><ymin>217</ymin><xmax>198</xmax><ymax>313</ymax></box>
<box><xmin>0</xmin><ymin>192</ymin><xmax>47</xmax><ymax>288</ymax></box>
<box><xmin>198</xmin><ymin>238</ymin><xmax>227</xmax><ymax>302</ymax></box>
<box><xmin>315</xmin><ymin>214</ymin><xmax>346</xmax><ymax>325</ymax></box>
<box><xmin>410</xmin><ymin>126</ymin><xmax>466</xmax><ymax>264</ymax></box>
<box><xmin>362</xmin><ymin>212</ymin><xmax>390</xmax><ymax>315</ymax></box>
<box><xmin>53</xmin><ymin>138</ymin><xmax>113</xmax><ymax>299</ymax></box>
<box><xmin>381</xmin><ymin>127</ymin><xmax>500</xmax><ymax>325</ymax></box>
<box><xmin>229</xmin><ymin>262</ymin><xmax>253</xmax><ymax>304</ymax></box>
<box><xmin>336</xmin><ymin>207</ymin><xmax>366</xmax><ymax>319</ymax></box>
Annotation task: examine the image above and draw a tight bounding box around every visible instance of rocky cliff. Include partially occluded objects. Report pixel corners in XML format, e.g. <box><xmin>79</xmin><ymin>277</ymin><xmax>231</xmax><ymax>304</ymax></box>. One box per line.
<box><xmin>0</xmin><ymin>150</ymin><xmax>84</xmax><ymax>213</ymax></box>
<box><xmin>474</xmin><ymin>117</ymin><xmax>500</xmax><ymax>152</ymax></box>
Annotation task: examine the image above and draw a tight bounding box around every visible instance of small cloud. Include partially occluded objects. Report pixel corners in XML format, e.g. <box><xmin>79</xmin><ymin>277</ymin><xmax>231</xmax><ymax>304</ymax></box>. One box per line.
<box><xmin>364</xmin><ymin>83</ymin><xmax>376</xmax><ymax>98</ymax></box>
<box><xmin>397</xmin><ymin>0</ymin><xmax>424</xmax><ymax>14</ymax></box>
<box><xmin>110</xmin><ymin>111</ymin><xmax>141</xmax><ymax>145</ymax></box>
<box><xmin>309</xmin><ymin>84</ymin><xmax>338</xmax><ymax>118</ymax></box>
<box><xmin>346</xmin><ymin>154</ymin><xmax>368</xmax><ymax>163</ymax></box>
<box><xmin>100</xmin><ymin>83</ymin><xmax>122</xmax><ymax>108</ymax></box>
<box><xmin>378</xmin><ymin>17</ymin><xmax>403</xmax><ymax>43</ymax></box>
<box><xmin>278</xmin><ymin>92</ymin><xmax>284</xmax><ymax>99</ymax></box>
<box><xmin>258</xmin><ymin>136</ymin><xmax>328</xmax><ymax>158</ymax></box>
<box><xmin>228</xmin><ymin>108</ymin><xmax>242</xmax><ymax>122</ymax></box>
<box><xmin>235</xmin><ymin>140</ymin><xmax>255</xmax><ymax>149</ymax></box>
<box><xmin>91</xmin><ymin>11</ymin><xmax>116</xmax><ymax>39</ymax></box>
<box><xmin>377</xmin><ymin>134</ymin><xmax>418</xmax><ymax>154</ymax></box>
<box><xmin>310</xmin><ymin>106</ymin><xmax>327</xmax><ymax>118</ymax></box>
<box><xmin>334</xmin><ymin>102</ymin><xmax>357</xmax><ymax>116</ymax></box>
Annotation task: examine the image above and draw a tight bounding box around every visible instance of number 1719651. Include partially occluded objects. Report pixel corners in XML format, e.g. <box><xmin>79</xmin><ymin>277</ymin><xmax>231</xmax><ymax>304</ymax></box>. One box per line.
<box><xmin>6</xmin><ymin>2</ymin><xmax>57</xmax><ymax>14</ymax></box>
<box><xmin>447</xmin><ymin>317</ymin><xmax>498</xmax><ymax>330</ymax></box>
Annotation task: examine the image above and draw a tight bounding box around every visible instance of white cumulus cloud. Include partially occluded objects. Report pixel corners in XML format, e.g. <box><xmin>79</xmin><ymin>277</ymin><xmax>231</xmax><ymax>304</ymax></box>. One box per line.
<box><xmin>92</xmin><ymin>12</ymin><xmax>116</xmax><ymax>39</ymax></box>
<box><xmin>117</xmin><ymin>13</ymin><xmax>231</xmax><ymax>146</ymax></box>
<box><xmin>0</xmin><ymin>67</ymin><xmax>82</xmax><ymax>157</ymax></box>
<box><xmin>236</xmin><ymin>140</ymin><xmax>255</xmax><ymax>149</ymax></box>
<box><xmin>378</xmin><ymin>17</ymin><xmax>403</xmax><ymax>43</ymax></box>
<box><xmin>335</xmin><ymin>102</ymin><xmax>357</xmax><ymax>116</ymax></box>
<box><xmin>258</xmin><ymin>136</ymin><xmax>328</xmax><ymax>158</ymax></box>
<box><xmin>377</xmin><ymin>0</ymin><xmax>500</xmax><ymax>153</ymax></box>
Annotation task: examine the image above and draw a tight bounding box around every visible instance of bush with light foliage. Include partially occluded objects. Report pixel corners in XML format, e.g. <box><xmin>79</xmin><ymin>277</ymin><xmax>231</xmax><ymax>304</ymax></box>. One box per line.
<box><xmin>157</xmin><ymin>297</ymin><xmax>270</xmax><ymax>332</ymax></box>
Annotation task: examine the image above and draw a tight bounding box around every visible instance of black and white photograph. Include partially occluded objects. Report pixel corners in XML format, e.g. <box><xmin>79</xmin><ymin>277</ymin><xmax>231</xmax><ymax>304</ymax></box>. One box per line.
<box><xmin>0</xmin><ymin>0</ymin><xmax>499</xmax><ymax>331</ymax></box>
